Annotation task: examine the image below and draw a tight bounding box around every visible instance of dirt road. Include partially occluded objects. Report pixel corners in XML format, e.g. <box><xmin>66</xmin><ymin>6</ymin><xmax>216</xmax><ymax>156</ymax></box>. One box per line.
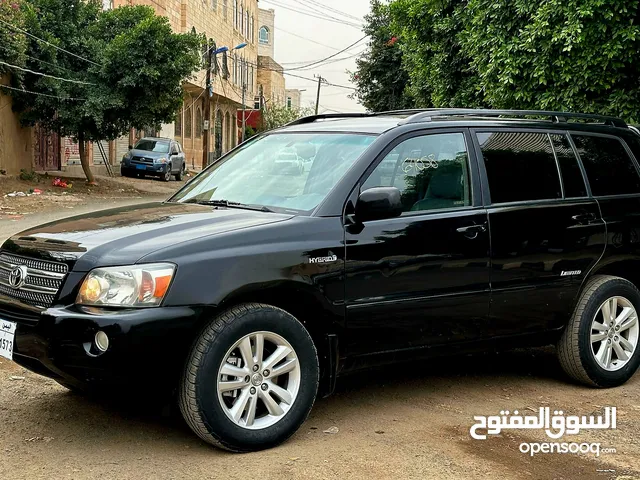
<box><xmin>0</xmin><ymin>193</ymin><xmax>639</xmax><ymax>480</ymax></box>
<box><xmin>1</xmin><ymin>348</ymin><xmax>639</xmax><ymax>480</ymax></box>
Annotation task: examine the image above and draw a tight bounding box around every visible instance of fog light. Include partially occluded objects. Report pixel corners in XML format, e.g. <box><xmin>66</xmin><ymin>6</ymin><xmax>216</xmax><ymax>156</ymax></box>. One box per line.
<box><xmin>94</xmin><ymin>331</ymin><xmax>109</xmax><ymax>352</ymax></box>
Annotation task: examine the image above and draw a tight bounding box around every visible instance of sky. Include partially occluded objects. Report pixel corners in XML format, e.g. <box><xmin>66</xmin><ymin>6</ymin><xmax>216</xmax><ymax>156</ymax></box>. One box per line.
<box><xmin>263</xmin><ymin>0</ymin><xmax>371</xmax><ymax>113</ymax></box>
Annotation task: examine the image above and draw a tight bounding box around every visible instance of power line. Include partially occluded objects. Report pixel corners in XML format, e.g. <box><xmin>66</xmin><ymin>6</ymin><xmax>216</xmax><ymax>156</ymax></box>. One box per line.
<box><xmin>285</xmin><ymin>36</ymin><xmax>367</xmax><ymax>71</ymax></box>
<box><xmin>0</xmin><ymin>60</ymin><xmax>96</xmax><ymax>85</ymax></box>
<box><xmin>22</xmin><ymin>53</ymin><xmax>77</xmax><ymax>74</ymax></box>
<box><xmin>295</xmin><ymin>0</ymin><xmax>363</xmax><ymax>22</ymax></box>
<box><xmin>261</xmin><ymin>0</ymin><xmax>362</xmax><ymax>29</ymax></box>
<box><xmin>0</xmin><ymin>17</ymin><xmax>101</xmax><ymax>67</ymax></box>
<box><xmin>0</xmin><ymin>84</ymin><xmax>86</xmax><ymax>101</ymax></box>
<box><xmin>290</xmin><ymin>0</ymin><xmax>362</xmax><ymax>27</ymax></box>
<box><xmin>283</xmin><ymin>72</ymin><xmax>356</xmax><ymax>90</ymax></box>
<box><xmin>276</xmin><ymin>26</ymin><xmax>347</xmax><ymax>51</ymax></box>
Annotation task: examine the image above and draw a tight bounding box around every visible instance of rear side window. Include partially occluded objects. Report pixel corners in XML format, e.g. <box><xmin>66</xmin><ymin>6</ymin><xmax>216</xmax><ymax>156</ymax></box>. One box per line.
<box><xmin>550</xmin><ymin>134</ymin><xmax>587</xmax><ymax>198</ymax></box>
<box><xmin>477</xmin><ymin>131</ymin><xmax>561</xmax><ymax>204</ymax></box>
<box><xmin>571</xmin><ymin>135</ymin><xmax>640</xmax><ymax>196</ymax></box>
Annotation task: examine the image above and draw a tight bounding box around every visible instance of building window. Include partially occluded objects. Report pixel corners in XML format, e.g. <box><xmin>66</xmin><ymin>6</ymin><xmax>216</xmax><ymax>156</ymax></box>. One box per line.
<box><xmin>233</xmin><ymin>0</ymin><xmax>238</xmax><ymax>29</ymax></box>
<box><xmin>250</xmin><ymin>15</ymin><xmax>254</xmax><ymax>41</ymax></box>
<box><xmin>239</xmin><ymin>4</ymin><xmax>243</xmax><ymax>34</ymax></box>
<box><xmin>287</xmin><ymin>97</ymin><xmax>292</xmax><ymax>109</ymax></box>
<box><xmin>245</xmin><ymin>11</ymin><xmax>249</xmax><ymax>37</ymax></box>
<box><xmin>254</xmin><ymin>97</ymin><xmax>260</xmax><ymax>109</ymax></box>
<box><xmin>184</xmin><ymin>106</ymin><xmax>192</xmax><ymax>138</ymax></box>
<box><xmin>222</xmin><ymin>0</ymin><xmax>228</xmax><ymax>20</ymax></box>
<box><xmin>195</xmin><ymin>107</ymin><xmax>203</xmax><ymax>138</ymax></box>
<box><xmin>233</xmin><ymin>53</ymin><xmax>238</xmax><ymax>85</ymax></box>
<box><xmin>175</xmin><ymin>109</ymin><xmax>182</xmax><ymax>136</ymax></box>
<box><xmin>259</xmin><ymin>26</ymin><xmax>269</xmax><ymax>45</ymax></box>
<box><xmin>225</xmin><ymin>112</ymin><xmax>231</xmax><ymax>151</ymax></box>
<box><xmin>211</xmin><ymin>0</ymin><xmax>217</xmax><ymax>10</ymax></box>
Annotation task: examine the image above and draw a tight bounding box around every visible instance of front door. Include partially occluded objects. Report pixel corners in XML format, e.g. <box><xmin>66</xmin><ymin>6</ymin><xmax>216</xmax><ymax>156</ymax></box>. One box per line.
<box><xmin>344</xmin><ymin>130</ymin><xmax>491</xmax><ymax>358</ymax></box>
<box><xmin>34</xmin><ymin>125</ymin><xmax>60</xmax><ymax>171</ymax></box>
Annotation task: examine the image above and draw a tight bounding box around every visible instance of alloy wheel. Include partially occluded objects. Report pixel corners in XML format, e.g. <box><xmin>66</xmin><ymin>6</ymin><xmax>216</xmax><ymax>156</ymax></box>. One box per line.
<box><xmin>591</xmin><ymin>296</ymin><xmax>639</xmax><ymax>371</ymax></box>
<box><xmin>217</xmin><ymin>331</ymin><xmax>301</xmax><ymax>430</ymax></box>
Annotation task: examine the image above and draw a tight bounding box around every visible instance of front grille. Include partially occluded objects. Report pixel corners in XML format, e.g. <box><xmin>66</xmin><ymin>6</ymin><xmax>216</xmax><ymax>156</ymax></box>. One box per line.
<box><xmin>0</xmin><ymin>252</ymin><xmax>68</xmax><ymax>308</ymax></box>
<box><xmin>132</xmin><ymin>156</ymin><xmax>154</xmax><ymax>164</ymax></box>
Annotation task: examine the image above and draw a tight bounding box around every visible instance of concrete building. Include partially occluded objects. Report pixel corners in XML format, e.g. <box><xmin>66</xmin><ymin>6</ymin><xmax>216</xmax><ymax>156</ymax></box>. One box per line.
<box><xmin>285</xmin><ymin>89</ymin><xmax>302</xmax><ymax>109</ymax></box>
<box><xmin>255</xmin><ymin>7</ymin><xmax>286</xmax><ymax>108</ymax></box>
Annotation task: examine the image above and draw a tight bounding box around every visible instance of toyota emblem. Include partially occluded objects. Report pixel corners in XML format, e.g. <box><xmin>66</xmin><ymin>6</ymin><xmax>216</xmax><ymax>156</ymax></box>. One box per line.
<box><xmin>8</xmin><ymin>265</ymin><xmax>28</xmax><ymax>289</ymax></box>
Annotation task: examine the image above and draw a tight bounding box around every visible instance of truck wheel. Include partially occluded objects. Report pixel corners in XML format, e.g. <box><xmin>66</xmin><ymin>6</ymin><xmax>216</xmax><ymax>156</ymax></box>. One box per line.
<box><xmin>179</xmin><ymin>303</ymin><xmax>319</xmax><ymax>452</ymax></box>
<box><xmin>558</xmin><ymin>275</ymin><xmax>640</xmax><ymax>387</ymax></box>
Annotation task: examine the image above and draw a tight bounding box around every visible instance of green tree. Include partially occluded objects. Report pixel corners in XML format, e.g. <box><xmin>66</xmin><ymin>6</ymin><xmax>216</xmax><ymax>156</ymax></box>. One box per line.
<box><xmin>4</xmin><ymin>1</ymin><xmax>201</xmax><ymax>183</ymax></box>
<box><xmin>261</xmin><ymin>104</ymin><xmax>315</xmax><ymax>131</ymax></box>
<box><xmin>461</xmin><ymin>0</ymin><xmax>640</xmax><ymax>120</ymax></box>
<box><xmin>349</xmin><ymin>0</ymin><xmax>413</xmax><ymax>112</ymax></box>
<box><xmin>389</xmin><ymin>0</ymin><xmax>484</xmax><ymax>108</ymax></box>
<box><xmin>0</xmin><ymin>0</ymin><xmax>27</xmax><ymax>76</ymax></box>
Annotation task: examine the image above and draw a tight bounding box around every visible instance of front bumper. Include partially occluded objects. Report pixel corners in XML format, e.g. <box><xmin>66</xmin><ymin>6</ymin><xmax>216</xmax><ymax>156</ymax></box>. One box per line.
<box><xmin>6</xmin><ymin>304</ymin><xmax>203</xmax><ymax>390</ymax></box>
<box><xmin>121</xmin><ymin>162</ymin><xmax>169</xmax><ymax>176</ymax></box>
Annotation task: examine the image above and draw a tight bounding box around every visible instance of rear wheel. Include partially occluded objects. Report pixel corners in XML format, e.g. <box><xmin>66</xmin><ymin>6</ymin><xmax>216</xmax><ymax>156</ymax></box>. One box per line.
<box><xmin>179</xmin><ymin>303</ymin><xmax>319</xmax><ymax>452</ymax></box>
<box><xmin>558</xmin><ymin>275</ymin><xmax>640</xmax><ymax>387</ymax></box>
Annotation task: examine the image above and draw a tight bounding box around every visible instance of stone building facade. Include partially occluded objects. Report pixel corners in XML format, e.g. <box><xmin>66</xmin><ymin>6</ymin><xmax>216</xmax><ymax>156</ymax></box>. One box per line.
<box><xmin>115</xmin><ymin>0</ymin><xmax>259</xmax><ymax>168</ymax></box>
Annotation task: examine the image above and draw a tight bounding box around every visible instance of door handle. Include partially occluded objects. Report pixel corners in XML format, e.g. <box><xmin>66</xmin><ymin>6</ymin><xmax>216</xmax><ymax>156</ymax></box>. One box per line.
<box><xmin>571</xmin><ymin>213</ymin><xmax>597</xmax><ymax>224</ymax></box>
<box><xmin>456</xmin><ymin>224</ymin><xmax>487</xmax><ymax>239</ymax></box>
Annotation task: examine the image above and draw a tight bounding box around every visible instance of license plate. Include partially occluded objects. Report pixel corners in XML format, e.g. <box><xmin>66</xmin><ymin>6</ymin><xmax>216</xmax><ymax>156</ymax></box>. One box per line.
<box><xmin>0</xmin><ymin>320</ymin><xmax>16</xmax><ymax>361</ymax></box>
<box><xmin>136</xmin><ymin>164</ymin><xmax>147</xmax><ymax>170</ymax></box>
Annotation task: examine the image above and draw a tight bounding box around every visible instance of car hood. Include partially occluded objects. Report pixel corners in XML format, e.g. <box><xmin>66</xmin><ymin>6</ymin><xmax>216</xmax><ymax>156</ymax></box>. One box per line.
<box><xmin>1</xmin><ymin>202</ymin><xmax>293</xmax><ymax>271</ymax></box>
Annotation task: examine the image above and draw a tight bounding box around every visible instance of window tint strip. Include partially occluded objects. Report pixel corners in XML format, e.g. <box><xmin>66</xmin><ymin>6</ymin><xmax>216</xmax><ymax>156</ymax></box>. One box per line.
<box><xmin>550</xmin><ymin>133</ymin><xmax>587</xmax><ymax>198</ymax></box>
<box><xmin>548</xmin><ymin>133</ymin><xmax>565</xmax><ymax>199</ymax></box>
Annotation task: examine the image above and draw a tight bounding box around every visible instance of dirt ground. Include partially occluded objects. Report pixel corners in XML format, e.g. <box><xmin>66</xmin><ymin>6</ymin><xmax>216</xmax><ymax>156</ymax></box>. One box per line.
<box><xmin>0</xmin><ymin>173</ymin><xmax>187</xmax><ymax>219</ymax></box>
<box><xmin>0</xmin><ymin>347</ymin><xmax>639</xmax><ymax>480</ymax></box>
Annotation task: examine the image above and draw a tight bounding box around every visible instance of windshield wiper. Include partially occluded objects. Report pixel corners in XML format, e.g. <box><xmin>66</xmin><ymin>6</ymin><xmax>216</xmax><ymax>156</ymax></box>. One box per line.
<box><xmin>184</xmin><ymin>198</ymin><xmax>273</xmax><ymax>212</ymax></box>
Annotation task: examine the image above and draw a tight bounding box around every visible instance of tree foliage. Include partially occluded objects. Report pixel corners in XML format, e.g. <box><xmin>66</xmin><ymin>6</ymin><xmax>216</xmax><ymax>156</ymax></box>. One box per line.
<box><xmin>261</xmin><ymin>104</ymin><xmax>314</xmax><ymax>131</ymax></box>
<box><xmin>354</xmin><ymin>0</ymin><xmax>640</xmax><ymax>121</ymax></box>
<box><xmin>349</xmin><ymin>0</ymin><xmax>412</xmax><ymax>112</ymax></box>
<box><xmin>4</xmin><ymin>1</ymin><xmax>201</xmax><ymax>183</ymax></box>
<box><xmin>389</xmin><ymin>0</ymin><xmax>484</xmax><ymax>108</ymax></box>
<box><xmin>462</xmin><ymin>0</ymin><xmax>640</xmax><ymax>120</ymax></box>
<box><xmin>0</xmin><ymin>0</ymin><xmax>27</xmax><ymax>76</ymax></box>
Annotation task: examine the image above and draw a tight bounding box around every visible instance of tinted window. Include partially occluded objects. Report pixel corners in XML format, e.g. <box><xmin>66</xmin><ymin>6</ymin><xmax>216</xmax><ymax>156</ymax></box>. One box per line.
<box><xmin>550</xmin><ymin>134</ymin><xmax>587</xmax><ymax>198</ymax></box>
<box><xmin>477</xmin><ymin>132</ymin><xmax>561</xmax><ymax>203</ymax></box>
<box><xmin>362</xmin><ymin>133</ymin><xmax>471</xmax><ymax>213</ymax></box>
<box><xmin>572</xmin><ymin>135</ymin><xmax>640</xmax><ymax>196</ymax></box>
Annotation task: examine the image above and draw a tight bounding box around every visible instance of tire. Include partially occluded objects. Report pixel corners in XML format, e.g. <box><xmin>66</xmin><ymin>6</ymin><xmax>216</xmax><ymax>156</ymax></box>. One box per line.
<box><xmin>558</xmin><ymin>275</ymin><xmax>640</xmax><ymax>387</ymax></box>
<box><xmin>179</xmin><ymin>303</ymin><xmax>319</xmax><ymax>452</ymax></box>
<box><xmin>175</xmin><ymin>163</ymin><xmax>184</xmax><ymax>181</ymax></box>
<box><xmin>120</xmin><ymin>168</ymin><xmax>130</xmax><ymax>178</ymax></box>
<box><xmin>162</xmin><ymin>166</ymin><xmax>172</xmax><ymax>182</ymax></box>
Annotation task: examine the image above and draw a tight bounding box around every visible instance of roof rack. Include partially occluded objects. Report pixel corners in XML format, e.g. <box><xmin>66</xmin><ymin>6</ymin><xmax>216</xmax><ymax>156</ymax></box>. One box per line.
<box><xmin>399</xmin><ymin>109</ymin><xmax>627</xmax><ymax>128</ymax></box>
<box><xmin>285</xmin><ymin>110</ymin><xmax>431</xmax><ymax>127</ymax></box>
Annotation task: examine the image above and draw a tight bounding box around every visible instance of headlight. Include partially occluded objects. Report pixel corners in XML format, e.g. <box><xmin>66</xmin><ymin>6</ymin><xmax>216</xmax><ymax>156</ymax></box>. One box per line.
<box><xmin>76</xmin><ymin>263</ymin><xmax>175</xmax><ymax>307</ymax></box>
<box><xmin>155</xmin><ymin>157</ymin><xmax>168</xmax><ymax>164</ymax></box>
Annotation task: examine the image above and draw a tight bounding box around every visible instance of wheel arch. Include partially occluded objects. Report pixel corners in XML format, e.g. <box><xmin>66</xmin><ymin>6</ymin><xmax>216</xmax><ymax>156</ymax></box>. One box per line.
<box><xmin>216</xmin><ymin>282</ymin><xmax>343</xmax><ymax>396</ymax></box>
<box><xmin>587</xmin><ymin>258</ymin><xmax>640</xmax><ymax>293</ymax></box>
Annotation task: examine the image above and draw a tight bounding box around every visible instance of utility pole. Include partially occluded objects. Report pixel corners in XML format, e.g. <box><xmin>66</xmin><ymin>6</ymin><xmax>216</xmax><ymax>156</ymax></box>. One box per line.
<box><xmin>241</xmin><ymin>56</ymin><xmax>247</xmax><ymax>143</ymax></box>
<box><xmin>314</xmin><ymin>75</ymin><xmax>326</xmax><ymax>115</ymax></box>
<box><xmin>202</xmin><ymin>40</ymin><xmax>214</xmax><ymax>169</ymax></box>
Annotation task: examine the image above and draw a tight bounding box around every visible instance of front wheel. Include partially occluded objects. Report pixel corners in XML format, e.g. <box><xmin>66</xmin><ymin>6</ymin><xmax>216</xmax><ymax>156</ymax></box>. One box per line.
<box><xmin>175</xmin><ymin>163</ymin><xmax>185</xmax><ymax>181</ymax></box>
<box><xmin>558</xmin><ymin>275</ymin><xmax>640</xmax><ymax>387</ymax></box>
<box><xmin>179</xmin><ymin>303</ymin><xmax>319</xmax><ymax>452</ymax></box>
<box><xmin>162</xmin><ymin>166</ymin><xmax>172</xmax><ymax>182</ymax></box>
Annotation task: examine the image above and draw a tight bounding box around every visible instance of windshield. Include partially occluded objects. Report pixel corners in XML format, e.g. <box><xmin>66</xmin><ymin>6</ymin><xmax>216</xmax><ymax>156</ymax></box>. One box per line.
<box><xmin>134</xmin><ymin>139</ymin><xmax>170</xmax><ymax>153</ymax></box>
<box><xmin>170</xmin><ymin>133</ymin><xmax>376</xmax><ymax>212</ymax></box>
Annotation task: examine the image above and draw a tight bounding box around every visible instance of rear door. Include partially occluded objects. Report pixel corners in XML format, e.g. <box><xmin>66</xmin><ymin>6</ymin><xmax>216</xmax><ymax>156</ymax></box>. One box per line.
<box><xmin>473</xmin><ymin>129</ymin><xmax>606</xmax><ymax>335</ymax></box>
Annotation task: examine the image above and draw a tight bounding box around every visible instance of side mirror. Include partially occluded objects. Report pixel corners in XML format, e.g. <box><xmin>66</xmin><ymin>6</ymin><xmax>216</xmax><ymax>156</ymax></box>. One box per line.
<box><xmin>128</xmin><ymin>145</ymin><xmax>133</xmax><ymax>150</ymax></box>
<box><xmin>355</xmin><ymin>187</ymin><xmax>403</xmax><ymax>222</ymax></box>
<box><xmin>170</xmin><ymin>151</ymin><xmax>178</xmax><ymax>156</ymax></box>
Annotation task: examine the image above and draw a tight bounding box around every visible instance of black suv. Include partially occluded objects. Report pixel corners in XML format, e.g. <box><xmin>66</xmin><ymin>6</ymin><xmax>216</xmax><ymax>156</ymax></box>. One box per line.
<box><xmin>2</xmin><ymin>109</ymin><xmax>640</xmax><ymax>451</ymax></box>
